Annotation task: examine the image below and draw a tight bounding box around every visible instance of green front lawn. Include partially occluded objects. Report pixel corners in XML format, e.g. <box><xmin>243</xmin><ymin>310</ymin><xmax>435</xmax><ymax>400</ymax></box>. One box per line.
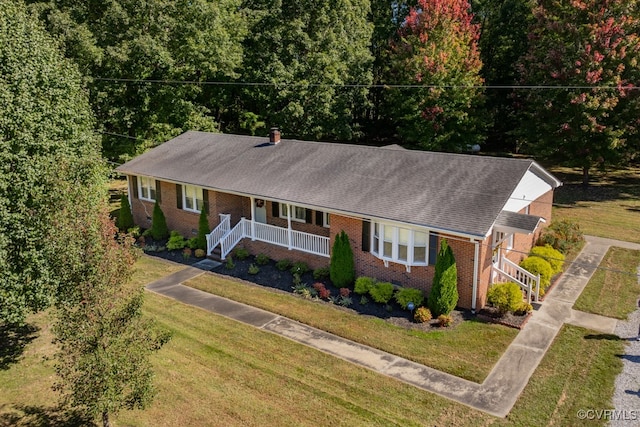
<box><xmin>184</xmin><ymin>273</ymin><xmax>517</xmax><ymax>383</ymax></box>
<box><xmin>573</xmin><ymin>247</ymin><xmax>640</xmax><ymax>319</ymax></box>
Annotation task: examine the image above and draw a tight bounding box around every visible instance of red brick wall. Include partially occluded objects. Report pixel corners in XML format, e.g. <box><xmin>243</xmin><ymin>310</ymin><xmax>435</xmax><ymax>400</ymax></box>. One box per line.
<box><xmin>505</xmin><ymin>189</ymin><xmax>554</xmax><ymax>265</ymax></box>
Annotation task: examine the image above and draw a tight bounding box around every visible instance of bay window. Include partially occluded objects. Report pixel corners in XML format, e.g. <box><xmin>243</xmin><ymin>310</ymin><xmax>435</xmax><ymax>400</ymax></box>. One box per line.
<box><xmin>371</xmin><ymin>222</ymin><xmax>438</xmax><ymax>267</ymax></box>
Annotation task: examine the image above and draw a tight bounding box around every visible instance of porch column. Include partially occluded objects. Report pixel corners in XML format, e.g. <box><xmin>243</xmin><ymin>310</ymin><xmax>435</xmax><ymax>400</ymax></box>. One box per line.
<box><xmin>250</xmin><ymin>196</ymin><xmax>256</xmax><ymax>241</ymax></box>
<box><xmin>287</xmin><ymin>204</ymin><xmax>292</xmax><ymax>250</ymax></box>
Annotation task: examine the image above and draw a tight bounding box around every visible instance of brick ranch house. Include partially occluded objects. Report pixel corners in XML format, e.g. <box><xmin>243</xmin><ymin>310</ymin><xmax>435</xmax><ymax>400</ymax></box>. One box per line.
<box><xmin>116</xmin><ymin>129</ymin><xmax>561</xmax><ymax>312</ymax></box>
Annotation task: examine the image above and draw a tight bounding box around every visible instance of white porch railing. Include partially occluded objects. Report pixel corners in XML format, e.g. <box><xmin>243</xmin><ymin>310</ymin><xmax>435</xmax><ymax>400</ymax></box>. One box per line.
<box><xmin>492</xmin><ymin>257</ymin><xmax>541</xmax><ymax>303</ymax></box>
<box><xmin>206</xmin><ymin>214</ymin><xmax>231</xmax><ymax>256</ymax></box>
<box><xmin>215</xmin><ymin>217</ymin><xmax>330</xmax><ymax>260</ymax></box>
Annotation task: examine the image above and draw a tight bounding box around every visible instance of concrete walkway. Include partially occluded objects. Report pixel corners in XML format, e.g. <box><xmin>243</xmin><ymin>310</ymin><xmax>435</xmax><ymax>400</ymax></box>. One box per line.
<box><xmin>144</xmin><ymin>235</ymin><xmax>629</xmax><ymax>418</ymax></box>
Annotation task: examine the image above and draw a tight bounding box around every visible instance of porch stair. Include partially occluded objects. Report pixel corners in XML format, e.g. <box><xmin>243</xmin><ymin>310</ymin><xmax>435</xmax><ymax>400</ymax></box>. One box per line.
<box><xmin>492</xmin><ymin>257</ymin><xmax>541</xmax><ymax>304</ymax></box>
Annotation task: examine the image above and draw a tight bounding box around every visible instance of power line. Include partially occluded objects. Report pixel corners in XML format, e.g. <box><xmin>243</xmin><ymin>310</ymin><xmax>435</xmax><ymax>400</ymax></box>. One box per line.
<box><xmin>92</xmin><ymin>77</ymin><xmax>639</xmax><ymax>91</ymax></box>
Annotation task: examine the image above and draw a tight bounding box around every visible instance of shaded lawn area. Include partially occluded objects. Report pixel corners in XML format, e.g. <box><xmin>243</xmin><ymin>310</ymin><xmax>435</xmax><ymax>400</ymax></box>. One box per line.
<box><xmin>184</xmin><ymin>273</ymin><xmax>517</xmax><ymax>383</ymax></box>
<box><xmin>549</xmin><ymin>165</ymin><xmax>640</xmax><ymax>244</ymax></box>
<box><xmin>0</xmin><ymin>257</ymin><xmax>625</xmax><ymax>426</ymax></box>
<box><xmin>573</xmin><ymin>247</ymin><xmax>640</xmax><ymax>319</ymax></box>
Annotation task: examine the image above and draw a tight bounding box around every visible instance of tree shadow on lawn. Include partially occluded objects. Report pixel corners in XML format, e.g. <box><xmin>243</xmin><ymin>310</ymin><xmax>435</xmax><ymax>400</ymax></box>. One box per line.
<box><xmin>0</xmin><ymin>405</ymin><xmax>95</xmax><ymax>427</ymax></box>
<box><xmin>0</xmin><ymin>323</ymin><xmax>39</xmax><ymax>370</ymax></box>
<box><xmin>552</xmin><ymin>166</ymin><xmax>640</xmax><ymax>206</ymax></box>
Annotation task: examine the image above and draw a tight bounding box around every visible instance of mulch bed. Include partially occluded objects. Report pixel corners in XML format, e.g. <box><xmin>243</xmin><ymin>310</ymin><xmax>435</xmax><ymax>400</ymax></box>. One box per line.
<box><xmin>144</xmin><ymin>248</ymin><xmax>528</xmax><ymax>331</ymax></box>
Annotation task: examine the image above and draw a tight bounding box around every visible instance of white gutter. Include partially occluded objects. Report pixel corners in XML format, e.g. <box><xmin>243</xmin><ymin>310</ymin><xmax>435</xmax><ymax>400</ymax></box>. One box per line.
<box><xmin>472</xmin><ymin>239</ymin><xmax>480</xmax><ymax>313</ymax></box>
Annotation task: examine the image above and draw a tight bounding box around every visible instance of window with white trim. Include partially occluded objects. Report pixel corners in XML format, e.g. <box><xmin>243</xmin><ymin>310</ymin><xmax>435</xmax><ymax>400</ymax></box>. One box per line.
<box><xmin>183</xmin><ymin>184</ymin><xmax>203</xmax><ymax>213</ymax></box>
<box><xmin>280</xmin><ymin>203</ymin><xmax>306</xmax><ymax>222</ymax></box>
<box><xmin>138</xmin><ymin>176</ymin><xmax>156</xmax><ymax>201</ymax></box>
<box><xmin>371</xmin><ymin>222</ymin><xmax>437</xmax><ymax>266</ymax></box>
<box><xmin>323</xmin><ymin>212</ymin><xmax>330</xmax><ymax>228</ymax></box>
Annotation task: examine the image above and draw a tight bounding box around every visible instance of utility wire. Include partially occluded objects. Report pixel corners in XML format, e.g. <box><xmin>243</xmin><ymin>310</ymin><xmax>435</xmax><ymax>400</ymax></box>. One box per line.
<box><xmin>92</xmin><ymin>77</ymin><xmax>640</xmax><ymax>91</ymax></box>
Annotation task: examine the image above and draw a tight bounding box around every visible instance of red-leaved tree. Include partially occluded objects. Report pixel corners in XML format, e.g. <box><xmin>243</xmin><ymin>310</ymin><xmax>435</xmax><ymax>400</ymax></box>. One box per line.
<box><xmin>516</xmin><ymin>0</ymin><xmax>640</xmax><ymax>184</ymax></box>
<box><xmin>388</xmin><ymin>0</ymin><xmax>485</xmax><ymax>151</ymax></box>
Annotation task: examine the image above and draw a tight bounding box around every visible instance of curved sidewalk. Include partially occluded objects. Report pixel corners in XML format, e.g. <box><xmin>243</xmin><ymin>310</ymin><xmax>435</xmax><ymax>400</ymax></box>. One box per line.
<box><xmin>144</xmin><ymin>235</ymin><xmax>625</xmax><ymax>418</ymax></box>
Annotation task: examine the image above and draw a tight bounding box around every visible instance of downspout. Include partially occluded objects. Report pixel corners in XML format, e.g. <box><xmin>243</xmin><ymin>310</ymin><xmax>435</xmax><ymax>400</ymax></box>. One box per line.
<box><xmin>250</xmin><ymin>196</ymin><xmax>256</xmax><ymax>240</ymax></box>
<box><xmin>472</xmin><ymin>239</ymin><xmax>480</xmax><ymax>314</ymax></box>
<box><xmin>126</xmin><ymin>175</ymin><xmax>132</xmax><ymax>215</ymax></box>
<box><xmin>287</xmin><ymin>204</ymin><xmax>292</xmax><ymax>250</ymax></box>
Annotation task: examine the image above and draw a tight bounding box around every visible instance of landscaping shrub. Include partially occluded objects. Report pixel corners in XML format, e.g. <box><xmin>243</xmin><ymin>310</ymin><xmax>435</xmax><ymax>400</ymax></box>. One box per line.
<box><xmin>234</xmin><ymin>247</ymin><xmax>249</xmax><ymax>260</ymax></box>
<box><xmin>313</xmin><ymin>282</ymin><xmax>331</xmax><ymax>299</ymax></box>
<box><xmin>194</xmin><ymin>208</ymin><xmax>210</xmax><ymax>251</ymax></box>
<box><xmin>329</xmin><ymin>230</ymin><xmax>355</xmax><ymax>288</ymax></box>
<box><xmin>313</xmin><ymin>267</ymin><xmax>330</xmax><ymax>280</ymax></box>
<box><xmin>182</xmin><ymin>248</ymin><xmax>192</xmax><ymax>260</ymax></box>
<box><xmin>354</xmin><ymin>276</ymin><xmax>375</xmax><ymax>295</ymax></box>
<box><xmin>428</xmin><ymin>239</ymin><xmax>458</xmax><ymax>317</ymax></box>
<box><xmin>117</xmin><ymin>194</ymin><xmax>134</xmax><ymax>232</ymax></box>
<box><xmin>339</xmin><ymin>288</ymin><xmax>351</xmax><ymax>297</ymax></box>
<box><xmin>438</xmin><ymin>314</ymin><xmax>453</xmax><ymax>327</ymax></box>
<box><xmin>414</xmin><ymin>307</ymin><xmax>432</xmax><ymax>323</ymax></box>
<box><xmin>248</xmin><ymin>264</ymin><xmax>260</xmax><ymax>275</ymax></box>
<box><xmin>359</xmin><ymin>295</ymin><xmax>369</xmax><ymax>305</ymax></box>
<box><xmin>186</xmin><ymin>237</ymin><xmax>199</xmax><ymax>249</ymax></box>
<box><xmin>530</xmin><ymin>244</ymin><xmax>565</xmax><ymax>275</ymax></box>
<box><xmin>290</xmin><ymin>261</ymin><xmax>309</xmax><ymax>275</ymax></box>
<box><xmin>276</xmin><ymin>259</ymin><xmax>292</xmax><ymax>271</ymax></box>
<box><xmin>337</xmin><ymin>296</ymin><xmax>353</xmax><ymax>307</ymax></box>
<box><xmin>149</xmin><ymin>201</ymin><xmax>169</xmax><ymax>240</ymax></box>
<box><xmin>536</xmin><ymin>219</ymin><xmax>584</xmax><ymax>254</ymax></box>
<box><xmin>487</xmin><ymin>282</ymin><xmax>523</xmax><ymax>314</ymax></box>
<box><xmin>167</xmin><ymin>231</ymin><xmax>187</xmax><ymax>250</ymax></box>
<box><xmin>225</xmin><ymin>256</ymin><xmax>235</xmax><ymax>270</ymax></box>
<box><xmin>194</xmin><ymin>249</ymin><xmax>205</xmax><ymax>258</ymax></box>
<box><xmin>394</xmin><ymin>288</ymin><xmax>425</xmax><ymax>310</ymax></box>
<box><xmin>293</xmin><ymin>283</ymin><xmax>313</xmax><ymax>299</ymax></box>
<box><xmin>519</xmin><ymin>256</ymin><xmax>553</xmax><ymax>292</ymax></box>
<box><xmin>369</xmin><ymin>282</ymin><xmax>394</xmax><ymax>304</ymax></box>
<box><xmin>514</xmin><ymin>302</ymin><xmax>534</xmax><ymax>315</ymax></box>
<box><xmin>255</xmin><ymin>253</ymin><xmax>270</xmax><ymax>265</ymax></box>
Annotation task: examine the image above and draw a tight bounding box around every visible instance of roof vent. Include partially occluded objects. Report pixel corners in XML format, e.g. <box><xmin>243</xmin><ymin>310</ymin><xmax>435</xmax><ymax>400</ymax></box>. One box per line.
<box><xmin>269</xmin><ymin>127</ymin><xmax>281</xmax><ymax>144</ymax></box>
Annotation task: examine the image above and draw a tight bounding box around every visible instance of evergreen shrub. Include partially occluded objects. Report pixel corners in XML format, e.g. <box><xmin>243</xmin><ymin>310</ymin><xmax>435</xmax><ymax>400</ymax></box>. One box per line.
<box><xmin>487</xmin><ymin>282</ymin><xmax>523</xmax><ymax>314</ymax></box>
<box><xmin>530</xmin><ymin>244</ymin><xmax>565</xmax><ymax>275</ymax></box>
<box><xmin>519</xmin><ymin>256</ymin><xmax>553</xmax><ymax>293</ymax></box>
<box><xmin>149</xmin><ymin>201</ymin><xmax>169</xmax><ymax>240</ymax></box>
<box><xmin>354</xmin><ymin>277</ymin><xmax>375</xmax><ymax>295</ymax></box>
<box><xmin>118</xmin><ymin>194</ymin><xmax>134</xmax><ymax>232</ymax></box>
<box><xmin>369</xmin><ymin>282</ymin><xmax>394</xmax><ymax>304</ymax></box>
<box><xmin>329</xmin><ymin>230</ymin><xmax>355</xmax><ymax>288</ymax></box>
<box><xmin>428</xmin><ymin>239</ymin><xmax>458</xmax><ymax>316</ymax></box>
<box><xmin>394</xmin><ymin>288</ymin><xmax>425</xmax><ymax>310</ymax></box>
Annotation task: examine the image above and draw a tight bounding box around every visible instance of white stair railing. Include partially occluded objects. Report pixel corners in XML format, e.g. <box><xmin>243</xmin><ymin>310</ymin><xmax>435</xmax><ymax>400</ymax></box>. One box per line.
<box><xmin>220</xmin><ymin>218</ymin><xmax>248</xmax><ymax>260</ymax></box>
<box><xmin>206</xmin><ymin>214</ymin><xmax>231</xmax><ymax>256</ymax></box>
<box><xmin>492</xmin><ymin>258</ymin><xmax>541</xmax><ymax>303</ymax></box>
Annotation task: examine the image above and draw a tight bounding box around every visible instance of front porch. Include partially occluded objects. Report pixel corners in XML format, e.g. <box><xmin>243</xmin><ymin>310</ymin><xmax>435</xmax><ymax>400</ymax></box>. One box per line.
<box><xmin>206</xmin><ymin>214</ymin><xmax>330</xmax><ymax>261</ymax></box>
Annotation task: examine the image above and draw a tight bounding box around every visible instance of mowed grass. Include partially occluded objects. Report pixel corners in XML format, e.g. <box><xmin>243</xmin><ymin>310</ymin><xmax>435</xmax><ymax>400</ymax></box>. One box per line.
<box><xmin>549</xmin><ymin>165</ymin><xmax>640</xmax><ymax>243</ymax></box>
<box><xmin>573</xmin><ymin>247</ymin><xmax>640</xmax><ymax>319</ymax></box>
<box><xmin>0</xmin><ymin>257</ymin><xmax>625</xmax><ymax>426</ymax></box>
<box><xmin>184</xmin><ymin>273</ymin><xmax>517</xmax><ymax>383</ymax></box>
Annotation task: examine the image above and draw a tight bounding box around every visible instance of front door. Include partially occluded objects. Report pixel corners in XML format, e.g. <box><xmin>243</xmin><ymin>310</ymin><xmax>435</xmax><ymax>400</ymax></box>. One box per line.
<box><xmin>255</xmin><ymin>201</ymin><xmax>267</xmax><ymax>224</ymax></box>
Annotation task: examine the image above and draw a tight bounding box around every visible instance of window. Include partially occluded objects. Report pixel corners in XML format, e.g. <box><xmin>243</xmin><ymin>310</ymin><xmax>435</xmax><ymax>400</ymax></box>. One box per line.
<box><xmin>371</xmin><ymin>222</ymin><xmax>437</xmax><ymax>266</ymax></box>
<box><xmin>323</xmin><ymin>213</ymin><xmax>330</xmax><ymax>228</ymax></box>
<box><xmin>280</xmin><ymin>203</ymin><xmax>306</xmax><ymax>222</ymax></box>
<box><xmin>183</xmin><ymin>184</ymin><xmax>203</xmax><ymax>213</ymax></box>
<box><xmin>138</xmin><ymin>176</ymin><xmax>156</xmax><ymax>201</ymax></box>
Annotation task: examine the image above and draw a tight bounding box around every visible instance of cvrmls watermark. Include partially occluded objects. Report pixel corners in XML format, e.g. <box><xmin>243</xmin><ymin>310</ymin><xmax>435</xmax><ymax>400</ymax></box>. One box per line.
<box><xmin>577</xmin><ymin>409</ymin><xmax>639</xmax><ymax>421</ymax></box>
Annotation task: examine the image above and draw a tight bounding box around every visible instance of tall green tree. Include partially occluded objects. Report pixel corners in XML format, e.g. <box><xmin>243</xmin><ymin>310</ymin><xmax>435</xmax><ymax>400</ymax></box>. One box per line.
<box><xmin>387</xmin><ymin>0</ymin><xmax>486</xmax><ymax>151</ymax></box>
<box><xmin>428</xmin><ymin>239</ymin><xmax>458</xmax><ymax>316</ymax></box>
<box><xmin>29</xmin><ymin>0</ymin><xmax>246</xmax><ymax>161</ymax></box>
<box><xmin>0</xmin><ymin>0</ymin><xmax>101</xmax><ymax>325</ymax></box>
<box><xmin>516</xmin><ymin>0</ymin><xmax>640</xmax><ymax>185</ymax></box>
<box><xmin>471</xmin><ymin>0</ymin><xmax>534</xmax><ymax>152</ymax></box>
<box><xmin>237</xmin><ymin>0</ymin><xmax>373</xmax><ymax>141</ymax></box>
<box><xmin>53</xmin><ymin>205</ymin><xmax>170</xmax><ymax>427</ymax></box>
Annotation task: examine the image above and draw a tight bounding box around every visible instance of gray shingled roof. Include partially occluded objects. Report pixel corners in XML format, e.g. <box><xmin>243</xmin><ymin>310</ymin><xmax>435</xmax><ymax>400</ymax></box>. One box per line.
<box><xmin>494</xmin><ymin>211</ymin><xmax>544</xmax><ymax>234</ymax></box>
<box><xmin>116</xmin><ymin>131</ymin><xmax>554</xmax><ymax>238</ymax></box>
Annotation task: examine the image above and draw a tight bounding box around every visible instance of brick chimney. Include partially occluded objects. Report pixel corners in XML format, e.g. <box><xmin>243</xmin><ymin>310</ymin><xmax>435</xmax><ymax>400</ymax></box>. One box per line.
<box><xmin>269</xmin><ymin>127</ymin><xmax>281</xmax><ymax>144</ymax></box>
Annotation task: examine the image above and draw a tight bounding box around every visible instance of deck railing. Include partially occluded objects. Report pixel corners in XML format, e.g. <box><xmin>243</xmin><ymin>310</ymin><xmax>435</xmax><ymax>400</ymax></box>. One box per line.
<box><xmin>214</xmin><ymin>217</ymin><xmax>330</xmax><ymax>260</ymax></box>
<box><xmin>492</xmin><ymin>257</ymin><xmax>541</xmax><ymax>303</ymax></box>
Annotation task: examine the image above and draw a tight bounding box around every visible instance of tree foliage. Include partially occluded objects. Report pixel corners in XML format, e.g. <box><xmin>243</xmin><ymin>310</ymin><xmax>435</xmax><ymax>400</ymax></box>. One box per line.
<box><xmin>329</xmin><ymin>231</ymin><xmax>355</xmax><ymax>288</ymax></box>
<box><xmin>28</xmin><ymin>0</ymin><xmax>246</xmax><ymax>161</ymax></box>
<box><xmin>516</xmin><ymin>0</ymin><xmax>640</xmax><ymax>184</ymax></box>
<box><xmin>53</xmin><ymin>205</ymin><xmax>170</xmax><ymax>427</ymax></box>
<box><xmin>227</xmin><ymin>0</ymin><xmax>374</xmax><ymax>141</ymax></box>
<box><xmin>388</xmin><ymin>0</ymin><xmax>486</xmax><ymax>151</ymax></box>
<box><xmin>0</xmin><ymin>0</ymin><xmax>101</xmax><ymax>325</ymax></box>
<box><xmin>428</xmin><ymin>239</ymin><xmax>458</xmax><ymax>316</ymax></box>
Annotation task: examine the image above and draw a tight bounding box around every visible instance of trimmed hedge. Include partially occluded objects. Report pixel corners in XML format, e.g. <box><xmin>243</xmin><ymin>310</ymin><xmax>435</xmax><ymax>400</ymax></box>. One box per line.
<box><xmin>369</xmin><ymin>282</ymin><xmax>394</xmax><ymax>304</ymax></box>
<box><xmin>530</xmin><ymin>244</ymin><xmax>565</xmax><ymax>275</ymax></box>
<box><xmin>394</xmin><ymin>288</ymin><xmax>425</xmax><ymax>310</ymax></box>
<box><xmin>520</xmin><ymin>256</ymin><xmax>553</xmax><ymax>293</ymax></box>
<box><xmin>354</xmin><ymin>276</ymin><xmax>375</xmax><ymax>295</ymax></box>
<box><xmin>487</xmin><ymin>282</ymin><xmax>523</xmax><ymax>314</ymax></box>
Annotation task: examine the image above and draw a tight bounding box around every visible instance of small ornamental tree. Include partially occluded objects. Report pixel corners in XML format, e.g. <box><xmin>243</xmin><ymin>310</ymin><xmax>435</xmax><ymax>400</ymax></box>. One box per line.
<box><xmin>329</xmin><ymin>231</ymin><xmax>355</xmax><ymax>288</ymax></box>
<box><xmin>118</xmin><ymin>194</ymin><xmax>134</xmax><ymax>232</ymax></box>
<box><xmin>195</xmin><ymin>208</ymin><xmax>210</xmax><ymax>251</ymax></box>
<box><xmin>149</xmin><ymin>201</ymin><xmax>169</xmax><ymax>241</ymax></box>
<box><xmin>428</xmin><ymin>239</ymin><xmax>458</xmax><ymax>316</ymax></box>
